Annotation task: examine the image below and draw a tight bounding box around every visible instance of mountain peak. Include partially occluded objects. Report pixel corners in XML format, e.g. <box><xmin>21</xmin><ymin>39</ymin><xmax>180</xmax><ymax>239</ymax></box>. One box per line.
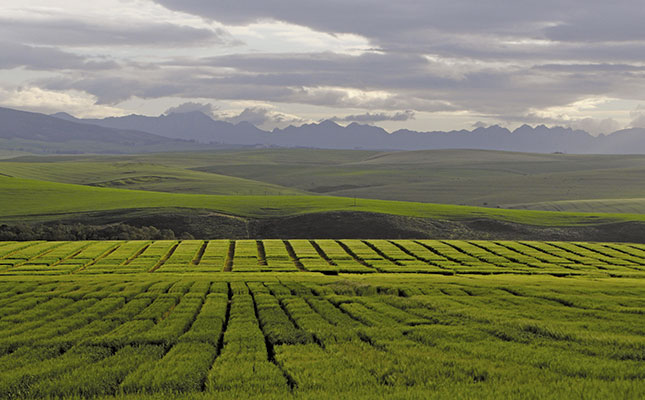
<box><xmin>50</xmin><ymin>112</ymin><xmax>78</xmax><ymax>121</ymax></box>
<box><xmin>3</xmin><ymin>106</ymin><xmax>644</xmax><ymax>154</ymax></box>
<box><xmin>319</xmin><ymin>119</ymin><xmax>340</xmax><ymax>127</ymax></box>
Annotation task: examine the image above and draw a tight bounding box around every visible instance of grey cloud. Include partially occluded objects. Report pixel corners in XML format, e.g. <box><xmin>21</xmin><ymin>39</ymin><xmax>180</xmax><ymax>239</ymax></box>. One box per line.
<box><xmin>218</xmin><ymin>107</ymin><xmax>305</xmax><ymax>128</ymax></box>
<box><xmin>533</xmin><ymin>64</ymin><xmax>645</xmax><ymax>73</ymax></box>
<box><xmin>38</xmin><ymin>48</ymin><xmax>641</xmax><ymax>118</ymax></box>
<box><xmin>165</xmin><ymin>102</ymin><xmax>218</xmax><ymax>118</ymax></box>
<box><xmin>631</xmin><ymin>115</ymin><xmax>645</xmax><ymax>129</ymax></box>
<box><xmin>154</xmin><ymin>1</ymin><xmax>560</xmax><ymax>39</ymax></box>
<box><xmin>32</xmin><ymin>26</ymin><xmax>645</xmax><ymax>121</ymax></box>
<box><xmin>331</xmin><ymin>110</ymin><xmax>415</xmax><ymax>123</ymax></box>
<box><xmin>499</xmin><ymin>113</ymin><xmax>623</xmax><ymax>135</ymax></box>
<box><xmin>0</xmin><ymin>17</ymin><xmax>230</xmax><ymax>47</ymax></box>
<box><xmin>630</xmin><ymin>105</ymin><xmax>645</xmax><ymax>129</ymax></box>
<box><xmin>152</xmin><ymin>0</ymin><xmax>645</xmax><ymax>90</ymax></box>
<box><xmin>569</xmin><ymin>118</ymin><xmax>623</xmax><ymax>136</ymax></box>
<box><xmin>543</xmin><ymin>4</ymin><xmax>645</xmax><ymax>42</ymax></box>
<box><xmin>40</xmin><ymin>76</ymin><xmax>172</xmax><ymax>104</ymax></box>
<box><xmin>193</xmin><ymin>52</ymin><xmax>640</xmax><ymax>114</ymax></box>
<box><xmin>4</xmin><ymin>0</ymin><xmax>643</xmax><ymax>128</ymax></box>
<box><xmin>154</xmin><ymin>1</ymin><xmax>645</xmax><ymax>47</ymax></box>
<box><xmin>0</xmin><ymin>42</ymin><xmax>116</xmax><ymax>71</ymax></box>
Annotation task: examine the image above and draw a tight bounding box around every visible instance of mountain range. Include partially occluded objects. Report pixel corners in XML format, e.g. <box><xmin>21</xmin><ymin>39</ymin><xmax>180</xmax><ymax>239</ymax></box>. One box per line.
<box><xmin>1</xmin><ymin>106</ymin><xmax>645</xmax><ymax>154</ymax></box>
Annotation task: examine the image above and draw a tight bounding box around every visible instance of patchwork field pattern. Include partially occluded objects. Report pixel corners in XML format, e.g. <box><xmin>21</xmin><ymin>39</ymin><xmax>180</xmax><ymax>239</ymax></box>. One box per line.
<box><xmin>1</xmin><ymin>240</ymin><xmax>643</xmax><ymax>398</ymax></box>
<box><xmin>1</xmin><ymin>239</ymin><xmax>645</xmax><ymax>276</ymax></box>
<box><xmin>0</xmin><ymin>274</ymin><xmax>643</xmax><ymax>399</ymax></box>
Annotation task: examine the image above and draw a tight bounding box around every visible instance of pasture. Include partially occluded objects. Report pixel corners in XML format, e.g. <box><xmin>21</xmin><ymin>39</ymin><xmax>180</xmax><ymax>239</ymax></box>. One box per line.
<box><xmin>3</xmin><ymin>176</ymin><xmax>645</xmax><ymax>228</ymax></box>
<box><xmin>5</xmin><ymin>149</ymin><xmax>645</xmax><ymax>212</ymax></box>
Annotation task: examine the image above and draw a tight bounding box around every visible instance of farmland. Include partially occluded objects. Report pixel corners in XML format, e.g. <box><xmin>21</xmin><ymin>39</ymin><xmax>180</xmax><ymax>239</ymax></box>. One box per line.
<box><xmin>7</xmin><ymin>149</ymin><xmax>645</xmax><ymax>241</ymax></box>
<box><xmin>5</xmin><ymin>148</ymin><xmax>645</xmax><ymax>212</ymax></box>
<box><xmin>5</xmin><ymin>175</ymin><xmax>645</xmax><ymax>230</ymax></box>
<box><xmin>1</xmin><ymin>240</ymin><xmax>643</xmax><ymax>398</ymax></box>
<box><xmin>0</xmin><ymin>268</ymin><xmax>642</xmax><ymax>398</ymax></box>
<box><xmin>1</xmin><ymin>148</ymin><xmax>645</xmax><ymax>398</ymax></box>
<box><xmin>1</xmin><ymin>239</ymin><xmax>645</xmax><ymax>277</ymax></box>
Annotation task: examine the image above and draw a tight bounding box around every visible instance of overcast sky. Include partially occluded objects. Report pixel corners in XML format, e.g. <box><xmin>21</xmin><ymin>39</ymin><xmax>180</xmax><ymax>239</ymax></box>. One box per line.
<box><xmin>1</xmin><ymin>0</ymin><xmax>644</xmax><ymax>133</ymax></box>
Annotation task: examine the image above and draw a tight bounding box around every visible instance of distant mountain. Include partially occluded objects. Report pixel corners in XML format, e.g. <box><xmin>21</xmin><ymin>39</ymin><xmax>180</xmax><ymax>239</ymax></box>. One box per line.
<box><xmin>56</xmin><ymin>111</ymin><xmax>268</xmax><ymax>145</ymax></box>
<box><xmin>0</xmin><ymin>107</ymin><xmax>207</xmax><ymax>154</ymax></box>
<box><xmin>54</xmin><ymin>110</ymin><xmax>645</xmax><ymax>154</ymax></box>
<box><xmin>0</xmin><ymin>106</ymin><xmax>633</xmax><ymax>154</ymax></box>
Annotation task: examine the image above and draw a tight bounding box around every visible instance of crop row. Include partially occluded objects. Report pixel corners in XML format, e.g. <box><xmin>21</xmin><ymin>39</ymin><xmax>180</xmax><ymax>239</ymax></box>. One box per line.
<box><xmin>0</xmin><ymin>276</ymin><xmax>642</xmax><ymax>398</ymax></box>
<box><xmin>1</xmin><ymin>240</ymin><xmax>644</xmax><ymax>276</ymax></box>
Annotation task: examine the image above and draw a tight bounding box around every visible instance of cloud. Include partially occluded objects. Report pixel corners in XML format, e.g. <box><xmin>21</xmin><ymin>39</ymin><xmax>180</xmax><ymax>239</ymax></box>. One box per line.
<box><xmin>154</xmin><ymin>1</ymin><xmax>645</xmax><ymax>49</ymax></box>
<box><xmin>630</xmin><ymin>105</ymin><xmax>645</xmax><ymax>129</ymax></box>
<box><xmin>0</xmin><ymin>18</ymin><xmax>226</xmax><ymax>47</ymax></box>
<box><xmin>498</xmin><ymin>111</ymin><xmax>623</xmax><ymax>135</ymax></box>
<box><xmin>568</xmin><ymin>118</ymin><xmax>622</xmax><ymax>135</ymax></box>
<box><xmin>1</xmin><ymin>0</ymin><xmax>645</xmax><ymax>132</ymax></box>
<box><xmin>164</xmin><ymin>102</ymin><xmax>218</xmax><ymax>118</ymax></box>
<box><xmin>0</xmin><ymin>42</ymin><xmax>115</xmax><ymax>71</ymax></box>
<box><xmin>0</xmin><ymin>86</ymin><xmax>126</xmax><ymax>118</ymax></box>
<box><xmin>331</xmin><ymin>110</ymin><xmax>415</xmax><ymax>123</ymax></box>
<box><xmin>218</xmin><ymin>106</ymin><xmax>307</xmax><ymax>128</ymax></box>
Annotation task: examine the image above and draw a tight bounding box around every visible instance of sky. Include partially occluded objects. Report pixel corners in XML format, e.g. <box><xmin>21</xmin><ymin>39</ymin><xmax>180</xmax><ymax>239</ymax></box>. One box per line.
<box><xmin>1</xmin><ymin>0</ymin><xmax>645</xmax><ymax>134</ymax></box>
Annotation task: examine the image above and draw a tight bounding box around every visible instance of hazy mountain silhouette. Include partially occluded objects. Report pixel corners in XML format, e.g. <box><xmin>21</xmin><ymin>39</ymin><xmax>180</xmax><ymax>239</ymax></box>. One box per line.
<box><xmin>0</xmin><ymin>107</ymin><xmax>206</xmax><ymax>154</ymax></box>
<box><xmin>54</xmin><ymin>111</ymin><xmax>268</xmax><ymax>145</ymax></box>
<box><xmin>55</xmin><ymin>110</ymin><xmax>645</xmax><ymax>153</ymax></box>
<box><xmin>0</xmin><ymin>106</ymin><xmax>642</xmax><ymax>154</ymax></box>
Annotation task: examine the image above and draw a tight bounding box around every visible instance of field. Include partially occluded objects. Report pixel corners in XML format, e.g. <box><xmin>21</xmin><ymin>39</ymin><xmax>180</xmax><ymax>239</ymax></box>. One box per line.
<box><xmin>4</xmin><ymin>175</ymin><xmax>645</xmax><ymax>228</ymax></box>
<box><xmin>6</xmin><ymin>149</ymin><xmax>645</xmax><ymax>241</ymax></box>
<box><xmin>5</xmin><ymin>149</ymin><xmax>645</xmax><ymax>212</ymax></box>
<box><xmin>0</xmin><ymin>257</ymin><xmax>642</xmax><ymax>399</ymax></box>
<box><xmin>1</xmin><ymin>149</ymin><xmax>645</xmax><ymax>398</ymax></box>
<box><xmin>1</xmin><ymin>239</ymin><xmax>645</xmax><ymax>277</ymax></box>
<box><xmin>508</xmin><ymin>198</ymin><xmax>645</xmax><ymax>214</ymax></box>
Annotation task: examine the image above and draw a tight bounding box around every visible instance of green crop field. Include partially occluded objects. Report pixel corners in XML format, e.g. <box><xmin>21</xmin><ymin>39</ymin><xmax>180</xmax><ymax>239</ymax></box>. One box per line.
<box><xmin>1</xmin><ymin>239</ymin><xmax>645</xmax><ymax>277</ymax></box>
<box><xmin>0</xmin><ymin>261</ymin><xmax>642</xmax><ymax>399</ymax></box>
<box><xmin>2</xmin><ymin>148</ymin><xmax>645</xmax><ymax>399</ymax></box>
<box><xmin>0</xmin><ymin>240</ymin><xmax>644</xmax><ymax>398</ymax></box>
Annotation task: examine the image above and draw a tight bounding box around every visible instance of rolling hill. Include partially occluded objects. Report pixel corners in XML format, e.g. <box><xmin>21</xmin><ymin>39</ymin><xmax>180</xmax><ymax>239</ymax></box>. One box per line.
<box><xmin>4</xmin><ymin>175</ymin><xmax>645</xmax><ymax>241</ymax></box>
<box><xmin>4</xmin><ymin>148</ymin><xmax>645</xmax><ymax>212</ymax></box>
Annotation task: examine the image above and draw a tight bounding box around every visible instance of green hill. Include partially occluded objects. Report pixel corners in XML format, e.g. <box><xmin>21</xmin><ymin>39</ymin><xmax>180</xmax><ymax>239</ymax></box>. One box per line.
<box><xmin>2</xmin><ymin>175</ymin><xmax>645</xmax><ymax>227</ymax></box>
<box><xmin>0</xmin><ymin>159</ymin><xmax>303</xmax><ymax>196</ymax></box>
<box><xmin>6</xmin><ymin>148</ymin><xmax>645</xmax><ymax>210</ymax></box>
<box><xmin>507</xmin><ymin>198</ymin><xmax>645</xmax><ymax>214</ymax></box>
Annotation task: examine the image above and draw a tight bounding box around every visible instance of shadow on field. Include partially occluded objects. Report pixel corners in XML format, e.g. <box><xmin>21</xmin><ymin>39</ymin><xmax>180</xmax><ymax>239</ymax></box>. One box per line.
<box><xmin>7</xmin><ymin>207</ymin><xmax>645</xmax><ymax>242</ymax></box>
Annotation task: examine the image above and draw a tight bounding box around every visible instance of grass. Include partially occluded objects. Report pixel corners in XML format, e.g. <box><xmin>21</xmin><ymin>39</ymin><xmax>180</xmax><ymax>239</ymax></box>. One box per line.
<box><xmin>0</xmin><ymin>159</ymin><xmax>303</xmax><ymax>196</ymax></box>
<box><xmin>5</xmin><ymin>175</ymin><xmax>645</xmax><ymax>227</ymax></box>
<box><xmin>508</xmin><ymin>198</ymin><xmax>645</xmax><ymax>214</ymax></box>
<box><xmin>6</xmin><ymin>148</ymin><xmax>645</xmax><ymax>213</ymax></box>
<box><xmin>0</xmin><ymin>272</ymin><xmax>642</xmax><ymax>399</ymax></box>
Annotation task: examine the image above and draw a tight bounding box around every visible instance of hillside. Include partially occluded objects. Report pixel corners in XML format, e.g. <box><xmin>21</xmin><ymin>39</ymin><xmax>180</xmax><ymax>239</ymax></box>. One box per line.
<box><xmin>4</xmin><ymin>149</ymin><xmax>645</xmax><ymax>212</ymax></box>
<box><xmin>4</xmin><ymin>175</ymin><xmax>645</xmax><ymax>241</ymax></box>
<box><xmin>508</xmin><ymin>198</ymin><xmax>645</xmax><ymax>214</ymax></box>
